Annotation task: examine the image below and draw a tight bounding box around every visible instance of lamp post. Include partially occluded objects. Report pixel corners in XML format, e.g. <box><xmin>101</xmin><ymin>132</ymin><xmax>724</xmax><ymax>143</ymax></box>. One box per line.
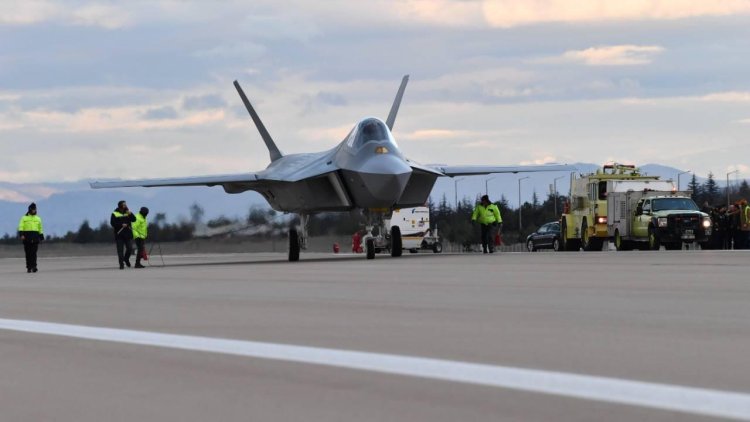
<box><xmin>485</xmin><ymin>176</ymin><xmax>497</xmax><ymax>196</ymax></box>
<box><xmin>727</xmin><ymin>170</ymin><xmax>739</xmax><ymax>207</ymax></box>
<box><xmin>518</xmin><ymin>176</ymin><xmax>530</xmax><ymax>232</ymax></box>
<box><xmin>676</xmin><ymin>170</ymin><xmax>690</xmax><ymax>191</ymax></box>
<box><xmin>454</xmin><ymin>177</ymin><xmax>466</xmax><ymax>210</ymax></box>
<box><xmin>553</xmin><ymin>175</ymin><xmax>565</xmax><ymax>217</ymax></box>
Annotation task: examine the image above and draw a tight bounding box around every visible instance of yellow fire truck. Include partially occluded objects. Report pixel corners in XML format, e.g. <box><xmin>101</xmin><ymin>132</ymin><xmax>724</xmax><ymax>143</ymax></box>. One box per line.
<box><xmin>560</xmin><ymin>164</ymin><xmax>675</xmax><ymax>251</ymax></box>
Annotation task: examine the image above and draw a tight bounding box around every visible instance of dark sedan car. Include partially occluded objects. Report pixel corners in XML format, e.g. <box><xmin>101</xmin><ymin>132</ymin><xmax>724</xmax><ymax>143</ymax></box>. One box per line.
<box><xmin>526</xmin><ymin>221</ymin><xmax>561</xmax><ymax>252</ymax></box>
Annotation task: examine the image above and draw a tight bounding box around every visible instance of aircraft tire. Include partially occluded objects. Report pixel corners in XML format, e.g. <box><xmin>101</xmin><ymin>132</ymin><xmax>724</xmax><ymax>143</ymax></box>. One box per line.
<box><xmin>288</xmin><ymin>229</ymin><xmax>300</xmax><ymax>262</ymax></box>
<box><xmin>391</xmin><ymin>226</ymin><xmax>403</xmax><ymax>257</ymax></box>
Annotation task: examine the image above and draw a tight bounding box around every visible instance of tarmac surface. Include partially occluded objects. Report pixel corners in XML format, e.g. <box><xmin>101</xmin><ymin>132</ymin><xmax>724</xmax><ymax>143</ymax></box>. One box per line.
<box><xmin>1</xmin><ymin>250</ymin><xmax>749</xmax><ymax>421</ymax></box>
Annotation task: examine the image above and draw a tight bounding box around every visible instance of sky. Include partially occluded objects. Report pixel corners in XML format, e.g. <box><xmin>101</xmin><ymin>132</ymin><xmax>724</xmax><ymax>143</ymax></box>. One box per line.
<box><xmin>1</xmin><ymin>0</ymin><xmax>749</xmax><ymax>190</ymax></box>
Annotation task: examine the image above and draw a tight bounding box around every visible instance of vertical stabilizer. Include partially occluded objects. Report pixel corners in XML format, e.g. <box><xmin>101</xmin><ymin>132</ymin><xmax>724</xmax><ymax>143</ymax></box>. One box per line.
<box><xmin>386</xmin><ymin>75</ymin><xmax>409</xmax><ymax>131</ymax></box>
<box><xmin>233</xmin><ymin>80</ymin><xmax>283</xmax><ymax>162</ymax></box>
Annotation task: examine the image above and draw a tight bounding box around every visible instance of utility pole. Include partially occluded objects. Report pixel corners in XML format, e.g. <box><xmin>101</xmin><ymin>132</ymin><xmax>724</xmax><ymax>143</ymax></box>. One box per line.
<box><xmin>518</xmin><ymin>176</ymin><xmax>529</xmax><ymax>232</ymax></box>
<box><xmin>485</xmin><ymin>176</ymin><xmax>497</xmax><ymax>196</ymax></box>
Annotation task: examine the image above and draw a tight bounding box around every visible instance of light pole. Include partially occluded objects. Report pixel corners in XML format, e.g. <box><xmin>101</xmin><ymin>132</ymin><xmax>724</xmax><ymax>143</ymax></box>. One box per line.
<box><xmin>553</xmin><ymin>175</ymin><xmax>565</xmax><ymax>217</ymax></box>
<box><xmin>454</xmin><ymin>177</ymin><xmax>466</xmax><ymax>210</ymax></box>
<box><xmin>727</xmin><ymin>170</ymin><xmax>739</xmax><ymax>207</ymax></box>
<box><xmin>518</xmin><ymin>176</ymin><xmax>530</xmax><ymax>232</ymax></box>
<box><xmin>485</xmin><ymin>176</ymin><xmax>497</xmax><ymax>196</ymax></box>
<box><xmin>676</xmin><ymin>170</ymin><xmax>690</xmax><ymax>191</ymax></box>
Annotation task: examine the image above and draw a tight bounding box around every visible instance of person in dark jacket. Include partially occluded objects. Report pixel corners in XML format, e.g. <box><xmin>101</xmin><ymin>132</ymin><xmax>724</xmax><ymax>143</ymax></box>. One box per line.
<box><xmin>110</xmin><ymin>200</ymin><xmax>136</xmax><ymax>269</ymax></box>
<box><xmin>18</xmin><ymin>202</ymin><xmax>44</xmax><ymax>273</ymax></box>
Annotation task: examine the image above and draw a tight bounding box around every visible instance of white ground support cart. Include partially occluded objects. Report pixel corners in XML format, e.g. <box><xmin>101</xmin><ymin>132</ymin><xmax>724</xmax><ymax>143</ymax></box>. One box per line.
<box><xmin>386</xmin><ymin>207</ymin><xmax>442</xmax><ymax>254</ymax></box>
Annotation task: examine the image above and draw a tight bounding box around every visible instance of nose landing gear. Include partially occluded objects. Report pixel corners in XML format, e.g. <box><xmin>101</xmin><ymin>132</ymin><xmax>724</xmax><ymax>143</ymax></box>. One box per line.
<box><xmin>362</xmin><ymin>210</ymin><xmax>403</xmax><ymax>260</ymax></box>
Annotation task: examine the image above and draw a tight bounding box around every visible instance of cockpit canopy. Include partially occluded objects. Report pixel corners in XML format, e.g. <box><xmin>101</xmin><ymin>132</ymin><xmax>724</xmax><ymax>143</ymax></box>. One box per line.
<box><xmin>345</xmin><ymin>118</ymin><xmax>396</xmax><ymax>149</ymax></box>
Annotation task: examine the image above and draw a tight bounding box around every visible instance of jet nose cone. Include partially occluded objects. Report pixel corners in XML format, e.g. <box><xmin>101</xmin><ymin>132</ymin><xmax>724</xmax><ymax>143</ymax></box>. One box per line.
<box><xmin>362</xmin><ymin>155</ymin><xmax>412</xmax><ymax>201</ymax></box>
<box><xmin>343</xmin><ymin>154</ymin><xmax>413</xmax><ymax>208</ymax></box>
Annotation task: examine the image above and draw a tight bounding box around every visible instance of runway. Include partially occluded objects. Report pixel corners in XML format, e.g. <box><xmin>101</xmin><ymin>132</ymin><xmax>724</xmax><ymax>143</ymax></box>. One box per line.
<box><xmin>1</xmin><ymin>250</ymin><xmax>749</xmax><ymax>421</ymax></box>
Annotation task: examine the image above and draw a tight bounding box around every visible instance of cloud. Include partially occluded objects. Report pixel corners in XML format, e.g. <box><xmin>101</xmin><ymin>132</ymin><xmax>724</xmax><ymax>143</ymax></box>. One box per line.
<box><xmin>0</xmin><ymin>0</ymin><xmax>59</xmax><ymax>25</ymax></box>
<box><xmin>315</xmin><ymin>92</ymin><xmax>347</xmax><ymax>107</ymax></box>
<box><xmin>482</xmin><ymin>0</ymin><xmax>750</xmax><ymax>27</ymax></box>
<box><xmin>192</xmin><ymin>42</ymin><xmax>266</xmax><ymax>59</ymax></box>
<box><xmin>70</xmin><ymin>4</ymin><xmax>132</xmax><ymax>29</ymax></box>
<box><xmin>0</xmin><ymin>1</ymin><xmax>132</xmax><ymax>28</ymax></box>
<box><xmin>297</xmin><ymin>91</ymin><xmax>349</xmax><ymax>115</ymax></box>
<box><xmin>182</xmin><ymin>94</ymin><xmax>227</xmax><ymax>111</ymax></box>
<box><xmin>727</xmin><ymin>164</ymin><xmax>750</xmax><ymax>175</ymax></box>
<box><xmin>402</xmin><ymin>129</ymin><xmax>476</xmax><ymax>141</ymax></box>
<box><xmin>0</xmin><ymin>187</ymin><xmax>33</xmax><ymax>203</ymax></box>
<box><xmin>700</xmin><ymin>92</ymin><xmax>750</xmax><ymax>102</ymax></box>
<box><xmin>143</xmin><ymin>106</ymin><xmax>178</xmax><ymax>120</ymax></box>
<box><xmin>559</xmin><ymin>45</ymin><xmax>665</xmax><ymax>66</ymax></box>
<box><xmin>395</xmin><ymin>0</ymin><xmax>485</xmax><ymax>27</ymax></box>
<box><xmin>519</xmin><ymin>156</ymin><xmax>559</xmax><ymax>165</ymax></box>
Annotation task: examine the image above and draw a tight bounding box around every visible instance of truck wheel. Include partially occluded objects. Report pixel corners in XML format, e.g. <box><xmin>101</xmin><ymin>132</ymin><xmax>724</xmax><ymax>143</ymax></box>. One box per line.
<box><xmin>561</xmin><ymin>218</ymin><xmax>580</xmax><ymax>251</ymax></box>
<box><xmin>366</xmin><ymin>238</ymin><xmax>375</xmax><ymax>259</ymax></box>
<box><xmin>648</xmin><ymin>227</ymin><xmax>661</xmax><ymax>250</ymax></box>
<box><xmin>614</xmin><ymin>230</ymin><xmax>632</xmax><ymax>251</ymax></box>
<box><xmin>527</xmin><ymin>240</ymin><xmax>536</xmax><ymax>252</ymax></box>
<box><xmin>581</xmin><ymin>220</ymin><xmax>601</xmax><ymax>251</ymax></box>
<box><xmin>409</xmin><ymin>248</ymin><xmax>418</xmax><ymax>253</ymax></box>
<box><xmin>433</xmin><ymin>242</ymin><xmax>443</xmax><ymax>253</ymax></box>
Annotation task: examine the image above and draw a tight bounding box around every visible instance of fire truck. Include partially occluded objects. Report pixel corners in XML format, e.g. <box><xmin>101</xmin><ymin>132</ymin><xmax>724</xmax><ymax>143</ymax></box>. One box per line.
<box><xmin>560</xmin><ymin>164</ymin><xmax>675</xmax><ymax>251</ymax></box>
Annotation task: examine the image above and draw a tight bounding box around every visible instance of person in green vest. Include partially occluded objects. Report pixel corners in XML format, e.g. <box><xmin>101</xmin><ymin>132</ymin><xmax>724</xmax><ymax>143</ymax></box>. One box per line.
<box><xmin>110</xmin><ymin>200</ymin><xmax>136</xmax><ymax>269</ymax></box>
<box><xmin>18</xmin><ymin>202</ymin><xmax>44</xmax><ymax>273</ymax></box>
<box><xmin>471</xmin><ymin>195</ymin><xmax>502</xmax><ymax>254</ymax></box>
<box><xmin>132</xmin><ymin>207</ymin><xmax>149</xmax><ymax>268</ymax></box>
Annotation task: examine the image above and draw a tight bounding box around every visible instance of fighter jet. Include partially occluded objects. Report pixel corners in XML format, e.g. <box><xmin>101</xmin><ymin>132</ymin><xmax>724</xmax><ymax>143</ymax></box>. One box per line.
<box><xmin>91</xmin><ymin>76</ymin><xmax>573</xmax><ymax>261</ymax></box>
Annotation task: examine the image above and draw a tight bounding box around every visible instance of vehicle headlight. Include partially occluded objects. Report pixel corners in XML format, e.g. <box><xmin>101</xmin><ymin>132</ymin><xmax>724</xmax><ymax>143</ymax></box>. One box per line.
<box><xmin>657</xmin><ymin>217</ymin><xmax>668</xmax><ymax>227</ymax></box>
<box><xmin>703</xmin><ymin>218</ymin><xmax>711</xmax><ymax>228</ymax></box>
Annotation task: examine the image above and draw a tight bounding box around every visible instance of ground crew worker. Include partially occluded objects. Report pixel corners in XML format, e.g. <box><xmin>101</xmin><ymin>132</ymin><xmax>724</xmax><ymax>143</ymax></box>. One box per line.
<box><xmin>111</xmin><ymin>200</ymin><xmax>136</xmax><ymax>269</ymax></box>
<box><xmin>18</xmin><ymin>202</ymin><xmax>44</xmax><ymax>273</ymax></box>
<box><xmin>132</xmin><ymin>207</ymin><xmax>149</xmax><ymax>268</ymax></box>
<box><xmin>471</xmin><ymin>195</ymin><xmax>502</xmax><ymax>254</ymax></box>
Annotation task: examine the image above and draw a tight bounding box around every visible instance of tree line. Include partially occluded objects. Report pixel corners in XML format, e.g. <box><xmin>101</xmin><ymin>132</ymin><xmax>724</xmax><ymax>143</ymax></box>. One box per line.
<box><xmin>3</xmin><ymin>176</ymin><xmax>748</xmax><ymax>246</ymax></box>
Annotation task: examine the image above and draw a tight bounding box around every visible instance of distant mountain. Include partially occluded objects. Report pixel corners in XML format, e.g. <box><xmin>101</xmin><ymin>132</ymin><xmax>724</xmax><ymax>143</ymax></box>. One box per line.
<box><xmin>0</xmin><ymin>164</ymin><xmax>741</xmax><ymax>236</ymax></box>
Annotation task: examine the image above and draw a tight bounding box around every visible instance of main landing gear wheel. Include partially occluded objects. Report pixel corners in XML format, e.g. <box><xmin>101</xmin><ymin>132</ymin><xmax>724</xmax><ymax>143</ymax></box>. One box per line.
<box><xmin>366</xmin><ymin>238</ymin><xmax>375</xmax><ymax>260</ymax></box>
<box><xmin>288</xmin><ymin>229</ymin><xmax>300</xmax><ymax>262</ymax></box>
<box><xmin>390</xmin><ymin>226</ymin><xmax>402</xmax><ymax>257</ymax></box>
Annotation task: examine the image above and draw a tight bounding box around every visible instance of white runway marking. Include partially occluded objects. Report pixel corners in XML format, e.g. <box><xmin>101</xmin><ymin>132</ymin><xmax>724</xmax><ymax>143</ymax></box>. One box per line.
<box><xmin>1</xmin><ymin>318</ymin><xmax>749</xmax><ymax>420</ymax></box>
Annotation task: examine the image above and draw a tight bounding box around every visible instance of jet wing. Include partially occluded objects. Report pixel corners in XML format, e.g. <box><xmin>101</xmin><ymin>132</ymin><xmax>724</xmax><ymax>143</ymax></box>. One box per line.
<box><xmin>90</xmin><ymin>173</ymin><xmax>265</xmax><ymax>191</ymax></box>
<box><xmin>430</xmin><ymin>164</ymin><xmax>576</xmax><ymax>176</ymax></box>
